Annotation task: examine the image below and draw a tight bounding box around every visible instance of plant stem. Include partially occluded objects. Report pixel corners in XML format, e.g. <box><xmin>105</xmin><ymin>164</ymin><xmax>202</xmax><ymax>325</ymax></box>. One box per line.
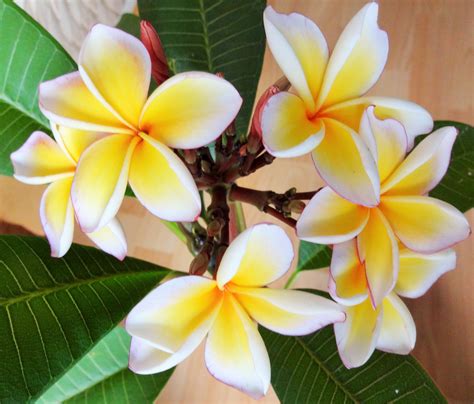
<box><xmin>263</xmin><ymin>206</ymin><xmax>297</xmax><ymax>228</ymax></box>
<box><xmin>284</xmin><ymin>270</ymin><xmax>300</xmax><ymax>289</ymax></box>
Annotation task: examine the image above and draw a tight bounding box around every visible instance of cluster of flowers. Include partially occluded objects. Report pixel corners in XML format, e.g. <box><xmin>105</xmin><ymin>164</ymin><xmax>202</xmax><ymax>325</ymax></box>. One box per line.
<box><xmin>11</xmin><ymin>2</ymin><xmax>470</xmax><ymax>399</ymax></box>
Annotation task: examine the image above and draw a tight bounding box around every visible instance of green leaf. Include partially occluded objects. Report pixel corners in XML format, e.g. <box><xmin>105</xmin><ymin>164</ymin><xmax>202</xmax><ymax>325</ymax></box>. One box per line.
<box><xmin>0</xmin><ymin>235</ymin><xmax>172</xmax><ymax>402</ymax></box>
<box><xmin>116</xmin><ymin>13</ymin><xmax>141</xmax><ymax>39</ymax></box>
<box><xmin>0</xmin><ymin>0</ymin><xmax>76</xmax><ymax>176</ymax></box>
<box><xmin>260</xmin><ymin>323</ymin><xmax>445</xmax><ymax>403</ymax></box>
<box><xmin>137</xmin><ymin>0</ymin><xmax>267</xmax><ymax>137</ymax></box>
<box><xmin>429</xmin><ymin>121</ymin><xmax>473</xmax><ymax>212</ymax></box>
<box><xmin>37</xmin><ymin>327</ymin><xmax>173</xmax><ymax>403</ymax></box>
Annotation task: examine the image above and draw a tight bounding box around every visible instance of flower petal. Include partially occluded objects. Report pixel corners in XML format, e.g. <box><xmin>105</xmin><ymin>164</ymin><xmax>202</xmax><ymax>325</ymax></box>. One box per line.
<box><xmin>334</xmin><ymin>298</ymin><xmax>382</xmax><ymax>369</ymax></box>
<box><xmin>140</xmin><ymin>72</ymin><xmax>242</xmax><ymax>149</ymax></box>
<box><xmin>376</xmin><ymin>293</ymin><xmax>416</xmax><ymax>355</ymax></box>
<box><xmin>216</xmin><ymin>224</ymin><xmax>293</xmax><ymax>289</ymax></box>
<box><xmin>261</xmin><ymin>92</ymin><xmax>324</xmax><ymax>158</ymax></box>
<box><xmin>205</xmin><ymin>293</ymin><xmax>270</xmax><ymax>399</ymax></box>
<box><xmin>230</xmin><ymin>285</ymin><xmax>345</xmax><ymax>335</ymax></box>
<box><xmin>380</xmin><ymin>195</ymin><xmax>470</xmax><ymax>253</ymax></box>
<box><xmin>316</xmin><ymin>3</ymin><xmax>388</xmax><ymax>109</ymax></box>
<box><xmin>39</xmin><ymin>72</ymin><xmax>131</xmax><ymax>133</ymax></box>
<box><xmin>129</xmin><ymin>134</ymin><xmax>200</xmax><ymax>222</ymax></box>
<box><xmin>329</xmin><ymin>240</ymin><xmax>368</xmax><ymax>306</ymax></box>
<box><xmin>297</xmin><ymin>187</ymin><xmax>370</xmax><ymax>244</ymax></box>
<box><xmin>357</xmin><ymin>208</ymin><xmax>398</xmax><ymax>308</ymax></box>
<box><xmin>79</xmin><ymin>24</ymin><xmax>150</xmax><ymax>128</ymax></box>
<box><xmin>312</xmin><ymin>119</ymin><xmax>379</xmax><ymax>206</ymax></box>
<box><xmin>321</xmin><ymin>97</ymin><xmax>433</xmax><ymax>148</ymax></box>
<box><xmin>263</xmin><ymin>6</ymin><xmax>328</xmax><ymax>114</ymax></box>
<box><xmin>11</xmin><ymin>131</ymin><xmax>75</xmax><ymax>185</ymax></box>
<box><xmin>86</xmin><ymin>218</ymin><xmax>127</xmax><ymax>260</ymax></box>
<box><xmin>126</xmin><ymin>276</ymin><xmax>222</xmax><ymax>353</ymax></box>
<box><xmin>71</xmin><ymin>134</ymin><xmax>138</xmax><ymax>233</ymax></box>
<box><xmin>396</xmin><ymin>248</ymin><xmax>456</xmax><ymax>298</ymax></box>
<box><xmin>359</xmin><ymin>106</ymin><xmax>408</xmax><ymax>183</ymax></box>
<box><xmin>381</xmin><ymin>126</ymin><xmax>457</xmax><ymax>195</ymax></box>
<box><xmin>51</xmin><ymin>123</ymin><xmax>107</xmax><ymax>164</ymax></box>
<box><xmin>40</xmin><ymin>177</ymin><xmax>74</xmax><ymax>258</ymax></box>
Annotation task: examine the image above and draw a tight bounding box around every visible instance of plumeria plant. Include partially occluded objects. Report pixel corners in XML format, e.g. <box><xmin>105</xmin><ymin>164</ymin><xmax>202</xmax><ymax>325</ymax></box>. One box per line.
<box><xmin>0</xmin><ymin>0</ymin><xmax>472</xmax><ymax>402</ymax></box>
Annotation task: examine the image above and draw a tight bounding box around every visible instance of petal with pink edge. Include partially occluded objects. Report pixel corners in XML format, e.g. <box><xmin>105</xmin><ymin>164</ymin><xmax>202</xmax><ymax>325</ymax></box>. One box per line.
<box><xmin>86</xmin><ymin>218</ymin><xmax>127</xmax><ymax>260</ymax></box>
<box><xmin>381</xmin><ymin>126</ymin><xmax>458</xmax><ymax>195</ymax></box>
<box><xmin>261</xmin><ymin>92</ymin><xmax>324</xmax><ymax>158</ymax></box>
<box><xmin>297</xmin><ymin>187</ymin><xmax>370</xmax><ymax>244</ymax></box>
<box><xmin>216</xmin><ymin>224</ymin><xmax>294</xmax><ymax>289</ymax></box>
<box><xmin>40</xmin><ymin>177</ymin><xmax>74</xmax><ymax>258</ymax></box>
<box><xmin>396</xmin><ymin>248</ymin><xmax>456</xmax><ymax>298</ymax></box>
<box><xmin>205</xmin><ymin>293</ymin><xmax>270</xmax><ymax>400</ymax></box>
<box><xmin>140</xmin><ymin>72</ymin><xmax>242</xmax><ymax>149</ymax></box>
<box><xmin>316</xmin><ymin>3</ymin><xmax>388</xmax><ymax>109</ymax></box>
<box><xmin>129</xmin><ymin>134</ymin><xmax>201</xmax><ymax>222</ymax></box>
<box><xmin>263</xmin><ymin>6</ymin><xmax>328</xmax><ymax>114</ymax></box>
<box><xmin>376</xmin><ymin>293</ymin><xmax>416</xmax><ymax>354</ymax></box>
<box><xmin>380</xmin><ymin>195</ymin><xmax>470</xmax><ymax>253</ymax></box>
<box><xmin>79</xmin><ymin>24</ymin><xmax>150</xmax><ymax>128</ymax></box>
<box><xmin>71</xmin><ymin>134</ymin><xmax>138</xmax><ymax>233</ymax></box>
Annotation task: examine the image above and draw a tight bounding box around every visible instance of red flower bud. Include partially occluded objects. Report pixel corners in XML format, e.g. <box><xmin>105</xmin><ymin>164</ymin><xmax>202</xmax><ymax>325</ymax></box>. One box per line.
<box><xmin>140</xmin><ymin>20</ymin><xmax>170</xmax><ymax>85</ymax></box>
<box><xmin>250</xmin><ymin>85</ymin><xmax>280</xmax><ymax>138</ymax></box>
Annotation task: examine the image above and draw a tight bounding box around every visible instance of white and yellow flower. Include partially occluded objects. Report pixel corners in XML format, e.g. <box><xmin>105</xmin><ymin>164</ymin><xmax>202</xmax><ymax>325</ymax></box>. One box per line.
<box><xmin>261</xmin><ymin>3</ymin><xmax>433</xmax><ymax>206</ymax></box>
<box><xmin>11</xmin><ymin>129</ymin><xmax>127</xmax><ymax>259</ymax></box>
<box><xmin>332</xmin><ymin>240</ymin><xmax>456</xmax><ymax>368</ymax></box>
<box><xmin>125</xmin><ymin>224</ymin><xmax>345</xmax><ymax>398</ymax></box>
<box><xmin>39</xmin><ymin>24</ymin><xmax>242</xmax><ymax>233</ymax></box>
<box><xmin>297</xmin><ymin>107</ymin><xmax>470</xmax><ymax>307</ymax></box>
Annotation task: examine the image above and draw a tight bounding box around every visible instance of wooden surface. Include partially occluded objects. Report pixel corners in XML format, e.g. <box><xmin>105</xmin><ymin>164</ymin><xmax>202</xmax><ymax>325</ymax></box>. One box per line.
<box><xmin>1</xmin><ymin>0</ymin><xmax>473</xmax><ymax>402</ymax></box>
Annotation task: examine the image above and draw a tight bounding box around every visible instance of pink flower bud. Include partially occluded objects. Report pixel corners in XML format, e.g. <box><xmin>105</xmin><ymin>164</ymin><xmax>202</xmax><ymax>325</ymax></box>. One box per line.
<box><xmin>250</xmin><ymin>85</ymin><xmax>280</xmax><ymax>138</ymax></box>
<box><xmin>140</xmin><ymin>20</ymin><xmax>170</xmax><ymax>85</ymax></box>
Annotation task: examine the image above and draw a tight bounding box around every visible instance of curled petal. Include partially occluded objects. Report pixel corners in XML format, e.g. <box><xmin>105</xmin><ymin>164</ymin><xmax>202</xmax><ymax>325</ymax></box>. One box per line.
<box><xmin>205</xmin><ymin>293</ymin><xmax>270</xmax><ymax>399</ymax></box>
<box><xmin>263</xmin><ymin>6</ymin><xmax>328</xmax><ymax>114</ymax></box>
<box><xmin>380</xmin><ymin>195</ymin><xmax>470</xmax><ymax>253</ymax></box>
<box><xmin>261</xmin><ymin>92</ymin><xmax>324</xmax><ymax>158</ymax></box>
<box><xmin>72</xmin><ymin>134</ymin><xmax>138</xmax><ymax>233</ymax></box>
<box><xmin>79</xmin><ymin>24</ymin><xmax>151</xmax><ymax>128</ymax></box>
<box><xmin>216</xmin><ymin>224</ymin><xmax>294</xmax><ymax>289</ymax></box>
<box><xmin>140</xmin><ymin>72</ymin><xmax>242</xmax><ymax>149</ymax></box>
<box><xmin>231</xmin><ymin>285</ymin><xmax>345</xmax><ymax>335</ymax></box>
<box><xmin>297</xmin><ymin>187</ymin><xmax>370</xmax><ymax>244</ymax></box>
<box><xmin>126</xmin><ymin>276</ymin><xmax>221</xmax><ymax>353</ymax></box>
<box><xmin>312</xmin><ymin>119</ymin><xmax>380</xmax><ymax>207</ymax></box>
<box><xmin>376</xmin><ymin>293</ymin><xmax>416</xmax><ymax>354</ymax></box>
<box><xmin>39</xmin><ymin>72</ymin><xmax>131</xmax><ymax>134</ymax></box>
<box><xmin>11</xmin><ymin>131</ymin><xmax>75</xmax><ymax>185</ymax></box>
<box><xmin>334</xmin><ymin>298</ymin><xmax>382</xmax><ymax>369</ymax></box>
<box><xmin>396</xmin><ymin>248</ymin><xmax>456</xmax><ymax>298</ymax></box>
<box><xmin>129</xmin><ymin>134</ymin><xmax>201</xmax><ymax>222</ymax></box>
<box><xmin>316</xmin><ymin>2</ymin><xmax>388</xmax><ymax>109</ymax></box>
<box><xmin>329</xmin><ymin>240</ymin><xmax>368</xmax><ymax>306</ymax></box>
<box><xmin>357</xmin><ymin>208</ymin><xmax>398</xmax><ymax>308</ymax></box>
<box><xmin>86</xmin><ymin>218</ymin><xmax>127</xmax><ymax>260</ymax></box>
<box><xmin>381</xmin><ymin>126</ymin><xmax>458</xmax><ymax>195</ymax></box>
<box><xmin>40</xmin><ymin>177</ymin><xmax>74</xmax><ymax>258</ymax></box>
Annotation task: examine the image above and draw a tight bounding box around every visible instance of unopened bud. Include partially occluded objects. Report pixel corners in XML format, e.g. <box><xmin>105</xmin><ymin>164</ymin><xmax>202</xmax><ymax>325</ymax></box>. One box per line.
<box><xmin>140</xmin><ymin>20</ymin><xmax>170</xmax><ymax>85</ymax></box>
<box><xmin>184</xmin><ymin>149</ymin><xmax>197</xmax><ymax>164</ymax></box>
<box><xmin>207</xmin><ymin>218</ymin><xmax>224</xmax><ymax>237</ymax></box>
<box><xmin>201</xmin><ymin>160</ymin><xmax>212</xmax><ymax>174</ymax></box>
<box><xmin>215</xmin><ymin>72</ymin><xmax>225</xmax><ymax>78</ymax></box>
<box><xmin>189</xmin><ymin>252</ymin><xmax>209</xmax><ymax>275</ymax></box>
<box><xmin>288</xmin><ymin>200</ymin><xmax>306</xmax><ymax>214</ymax></box>
<box><xmin>250</xmin><ymin>85</ymin><xmax>280</xmax><ymax>138</ymax></box>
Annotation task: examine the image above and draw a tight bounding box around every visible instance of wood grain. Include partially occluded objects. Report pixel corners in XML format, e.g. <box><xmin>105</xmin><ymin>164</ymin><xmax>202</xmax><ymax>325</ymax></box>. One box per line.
<box><xmin>0</xmin><ymin>0</ymin><xmax>472</xmax><ymax>402</ymax></box>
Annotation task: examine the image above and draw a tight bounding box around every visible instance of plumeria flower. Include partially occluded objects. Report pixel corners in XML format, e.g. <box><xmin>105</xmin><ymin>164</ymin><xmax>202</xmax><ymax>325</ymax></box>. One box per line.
<box><xmin>11</xmin><ymin>129</ymin><xmax>127</xmax><ymax>259</ymax></box>
<box><xmin>297</xmin><ymin>107</ymin><xmax>470</xmax><ymax>307</ymax></box>
<box><xmin>39</xmin><ymin>24</ymin><xmax>242</xmax><ymax>233</ymax></box>
<box><xmin>332</xmin><ymin>239</ymin><xmax>456</xmax><ymax>368</ymax></box>
<box><xmin>261</xmin><ymin>3</ymin><xmax>433</xmax><ymax>206</ymax></box>
<box><xmin>125</xmin><ymin>224</ymin><xmax>345</xmax><ymax>398</ymax></box>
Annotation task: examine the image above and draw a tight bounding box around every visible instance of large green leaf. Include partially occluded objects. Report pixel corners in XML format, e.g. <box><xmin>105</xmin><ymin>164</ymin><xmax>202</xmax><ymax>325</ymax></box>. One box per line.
<box><xmin>0</xmin><ymin>0</ymin><xmax>76</xmax><ymax>176</ymax></box>
<box><xmin>38</xmin><ymin>327</ymin><xmax>173</xmax><ymax>403</ymax></box>
<box><xmin>0</xmin><ymin>235</ymin><xmax>172</xmax><ymax>402</ymax></box>
<box><xmin>137</xmin><ymin>0</ymin><xmax>267</xmax><ymax>136</ymax></box>
<box><xmin>261</xmin><ymin>325</ymin><xmax>445</xmax><ymax>403</ymax></box>
<box><xmin>428</xmin><ymin>121</ymin><xmax>473</xmax><ymax>212</ymax></box>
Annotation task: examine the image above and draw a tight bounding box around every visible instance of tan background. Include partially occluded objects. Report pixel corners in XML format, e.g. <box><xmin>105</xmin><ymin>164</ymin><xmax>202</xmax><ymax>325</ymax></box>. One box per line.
<box><xmin>1</xmin><ymin>0</ymin><xmax>473</xmax><ymax>402</ymax></box>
